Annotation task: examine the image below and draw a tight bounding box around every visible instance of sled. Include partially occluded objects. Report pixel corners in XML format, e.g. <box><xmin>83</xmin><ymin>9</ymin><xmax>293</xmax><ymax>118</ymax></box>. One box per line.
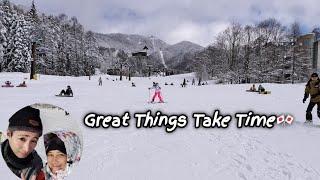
<box><xmin>1</xmin><ymin>85</ymin><xmax>14</xmax><ymax>88</ymax></box>
<box><xmin>258</xmin><ymin>91</ymin><xmax>271</xmax><ymax>94</ymax></box>
<box><xmin>246</xmin><ymin>90</ymin><xmax>259</xmax><ymax>92</ymax></box>
<box><xmin>55</xmin><ymin>94</ymin><xmax>73</xmax><ymax>97</ymax></box>
<box><xmin>16</xmin><ymin>84</ymin><xmax>27</xmax><ymax>87</ymax></box>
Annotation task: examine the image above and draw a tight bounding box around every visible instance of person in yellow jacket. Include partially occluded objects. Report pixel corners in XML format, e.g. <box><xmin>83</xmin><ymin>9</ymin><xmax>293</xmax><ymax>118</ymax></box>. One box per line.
<box><xmin>303</xmin><ymin>72</ymin><xmax>320</xmax><ymax>123</ymax></box>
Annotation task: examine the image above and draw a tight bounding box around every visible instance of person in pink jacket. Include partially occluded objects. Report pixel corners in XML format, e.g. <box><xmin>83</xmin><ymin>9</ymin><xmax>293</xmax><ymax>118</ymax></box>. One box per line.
<box><xmin>149</xmin><ymin>82</ymin><xmax>164</xmax><ymax>103</ymax></box>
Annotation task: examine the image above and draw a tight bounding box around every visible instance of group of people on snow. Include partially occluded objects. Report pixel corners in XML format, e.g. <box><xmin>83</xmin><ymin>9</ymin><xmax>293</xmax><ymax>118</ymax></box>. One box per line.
<box><xmin>246</xmin><ymin>72</ymin><xmax>320</xmax><ymax>124</ymax></box>
<box><xmin>248</xmin><ymin>84</ymin><xmax>266</xmax><ymax>93</ymax></box>
<box><xmin>2</xmin><ymin>81</ymin><xmax>27</xmax><ymax>87</ymax></box>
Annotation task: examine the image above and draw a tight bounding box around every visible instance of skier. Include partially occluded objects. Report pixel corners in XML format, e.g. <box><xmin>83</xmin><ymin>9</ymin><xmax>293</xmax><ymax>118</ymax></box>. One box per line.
<box><xmin>303</xmin><ymin>72</ymin><xmax>320</xmax><ymax>123</ymax></box>
<box><xmin>192</xmin><ymin>78</ymin><xmax>195</xmax><ymax>85</ymax></box>
<box><xmin>148</xmin><ymin>82</ymin><xmax>164</xmax><ymax>103</ymax></box>
<box><xmin>181</xmin><ymin>78</ymin><xmax>187</xmax><ymax>87</ymax></box>
<box><xmin>98</xmin><ymin>77</ymin><xmax>102</xmax><ymax>86</ymax></box>
<box><xmin>1</xmin><ymin>106</ymin><xmax>44</xmax><ymax>179</ymax></box>
<box><xmin>59</xmin><ymin>86</ymin><xmax>73</xmax><ymax>96</ymax></box>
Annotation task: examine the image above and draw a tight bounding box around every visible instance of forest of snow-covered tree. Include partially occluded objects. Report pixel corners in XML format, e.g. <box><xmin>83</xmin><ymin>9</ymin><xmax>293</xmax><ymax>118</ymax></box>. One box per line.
<box><xmin>1</xmin><ymin>0</ymin><xmax>320</xmax><ymax>83</ymax></box>
<box><xmin>193</xmin><ymin>21</ymin><xmax>320</xmax><ymax>84</ymax></box>
<box><xmin>0</xmin><ymin>0</ymin><xmax>99</xmax><ymax>76</ymax></box>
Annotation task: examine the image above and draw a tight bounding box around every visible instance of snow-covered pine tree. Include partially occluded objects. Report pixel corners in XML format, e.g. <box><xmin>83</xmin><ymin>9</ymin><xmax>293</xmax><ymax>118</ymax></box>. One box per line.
<box><xmin>4</xmin><ymin>4</ymin><xmax>31</xmax><ymax>72</ymax></box>
<box><xmin>0</xmin><ymin>7</ymin><xmax>6</xmax><ymax>71</ymax></box>
<box><xmin>84</xmin><ymin>30</ymin><xmax>101</xmax><ymax>76</ymax></box>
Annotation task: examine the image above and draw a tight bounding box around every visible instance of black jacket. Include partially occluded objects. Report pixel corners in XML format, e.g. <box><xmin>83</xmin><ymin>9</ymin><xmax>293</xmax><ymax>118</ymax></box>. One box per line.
<box><xmin>1</xmin><ymin>139</ymin><xmax>43</xmax><ymax>179</ymax></box>
<box><xmin>66</xmin><ymin>87</ymin><xmax>73</xmax><ymax>96</ymax></box>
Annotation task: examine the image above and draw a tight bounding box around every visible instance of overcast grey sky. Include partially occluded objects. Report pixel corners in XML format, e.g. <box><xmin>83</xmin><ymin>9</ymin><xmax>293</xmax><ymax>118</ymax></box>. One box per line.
<box><xmin>10</xmin><ymin>0</ymin><xmax>320</xmax><ymax>46</ymax></box>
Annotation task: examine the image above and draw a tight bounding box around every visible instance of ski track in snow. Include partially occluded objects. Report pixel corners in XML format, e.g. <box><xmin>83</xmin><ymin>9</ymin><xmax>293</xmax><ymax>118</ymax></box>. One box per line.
<box><xmin>159</xmin><ymin>50</ymin><xmax>167</xmax><ymax>69</ymax></box>
<box><xmin>0</xmin><ymin>72</ymin><xmax>320</xmax><ymax>180</ymax></box>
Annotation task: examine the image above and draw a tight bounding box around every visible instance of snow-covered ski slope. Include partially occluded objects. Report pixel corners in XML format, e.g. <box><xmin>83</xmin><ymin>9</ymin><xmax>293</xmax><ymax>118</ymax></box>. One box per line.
<box><xmin>0</xmin><ymin>72</ymin><xmax>320</xmax><ymax>180</ymax></box>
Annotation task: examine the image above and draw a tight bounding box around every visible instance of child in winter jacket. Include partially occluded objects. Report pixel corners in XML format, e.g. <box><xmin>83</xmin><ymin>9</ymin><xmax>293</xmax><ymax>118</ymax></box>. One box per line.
<box><xmin>149</xmin><ymin>82</ymin><xmax>164</xmax><ymax>103</ymax></box>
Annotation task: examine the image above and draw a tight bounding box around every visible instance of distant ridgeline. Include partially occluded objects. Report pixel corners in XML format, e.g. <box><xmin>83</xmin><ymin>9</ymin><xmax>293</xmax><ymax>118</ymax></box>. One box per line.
<box><xmin>0</xmin><ymin>1</ymin><xmax>319</xmax><ymax>83</ymax></box>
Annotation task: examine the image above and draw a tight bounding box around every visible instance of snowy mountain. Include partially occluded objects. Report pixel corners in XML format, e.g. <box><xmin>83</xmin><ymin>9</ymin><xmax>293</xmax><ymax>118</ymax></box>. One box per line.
<box><xmin>94</xmin><ymin>33</ymin><xmax>169</xmax><ymax>53</ymax></box>
<box><xmin>0</xmin><ymin>72</ymin><xmax>320</xmax><ymax>180</ymax></box>
<box><xmin>95</xmin><ymin>33</ymin><xmax>204</xmax><ymax>71</ymax></box>
<box><xmin>161</xmin><ymin>41</ymin><xmax>204</xmax><ymax>71</ymax></box>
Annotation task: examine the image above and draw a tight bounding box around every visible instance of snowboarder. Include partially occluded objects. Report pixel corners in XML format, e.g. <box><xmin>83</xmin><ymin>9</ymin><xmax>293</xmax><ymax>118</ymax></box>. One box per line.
<box><xmin>2</xmin><ymin>81</ymin><xmax>14</xmax><ymax>87</ymax></box>
<box><xmin>258</xmin><ymin>84</ymin><xmax>265</xmax><ymax>93</ymax></box>
<box><xmin>5</xmin><ymin>81</ymin><xmax>11</xmax><ymax>86</ymax></box>
<box><xmin>303</xmin><ymin>72</ymin><xmax>320</xmax><ymax>123</ymax></box>
<box><xmin>1</xmin><ymin>106</ymin><xmax>44</xmax><ymax>179</ymax></box>
<box><xmin>132</xmin><ymin>82</ymin><xmax>136</xmax><ymax>87</ymax></box>
<box><xmin>148</xmin><ymin>82</ymin><xmax>164</xmax><ymax>103</ymax></box>
<box><xmin>59</xmin><ymin>86</ymin><xmax>73</xmax><ymax>96</ymax></box>
<box><xmin>98</xmin><ymin>77</ymin><xmax>102</xmax><ymax>86</ymax></box>
<box><xmin>17</xmin><ymin>81</ymin><xmax>27</xmax><ymax>87</ymax></box>
<box><xmin>192</xmin><ymin>78</ymin><xmax>195</xmax><ymax>85</ymax></box>
<box><xmin>250</xmin><ymin>84</ymin><xmax>257</xmax><ymax>91</ymax></box>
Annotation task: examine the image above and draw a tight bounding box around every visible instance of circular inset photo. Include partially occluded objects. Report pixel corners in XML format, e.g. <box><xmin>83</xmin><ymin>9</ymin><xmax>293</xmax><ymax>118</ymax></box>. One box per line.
<box><xmin>0</xmin><ymin>104</ymin><xmax>83</xmax><ymax>180</ymax></box>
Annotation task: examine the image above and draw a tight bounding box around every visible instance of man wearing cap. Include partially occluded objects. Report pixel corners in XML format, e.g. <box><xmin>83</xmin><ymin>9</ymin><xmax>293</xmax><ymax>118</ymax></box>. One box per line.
<box><xmin>303</xmin><ymin>72</ymin><xmax>320</xmax><ymax>123</ymax></box>
<box><xmin>1</xmin><ymin>106</ymin><xmax>44</xmax><ymax>179</ymax></box>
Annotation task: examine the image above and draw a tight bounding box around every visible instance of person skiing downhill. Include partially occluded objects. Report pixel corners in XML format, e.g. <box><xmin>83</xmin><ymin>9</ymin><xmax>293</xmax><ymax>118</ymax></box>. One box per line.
<box><xmin>148</xmin><ymin>82</ymin><xmax>164</xmax><ymax>103</ymax></box>
<box><xmin>98</xmin><ymin>77</ymin><xmax>102</xmax><ymax>86</ymax></box>
<box><xmin>303</xmin><ymin>72</ymin><xmax>320</xmax><ymax>123</ymax></box>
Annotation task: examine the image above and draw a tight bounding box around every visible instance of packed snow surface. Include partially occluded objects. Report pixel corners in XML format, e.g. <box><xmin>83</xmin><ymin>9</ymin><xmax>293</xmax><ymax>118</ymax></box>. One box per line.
<box><xmin>0</xmin><ymin>72</ymin><xmax>320</xmax><ymax>180</ymax></box>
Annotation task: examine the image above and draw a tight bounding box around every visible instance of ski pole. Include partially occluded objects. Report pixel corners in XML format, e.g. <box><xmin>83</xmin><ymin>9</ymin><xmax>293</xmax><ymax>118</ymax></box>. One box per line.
<box><xmin>148</xmin><ymin>88</ymin><xmax>150</xmax><ymax>102</ymax></box>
